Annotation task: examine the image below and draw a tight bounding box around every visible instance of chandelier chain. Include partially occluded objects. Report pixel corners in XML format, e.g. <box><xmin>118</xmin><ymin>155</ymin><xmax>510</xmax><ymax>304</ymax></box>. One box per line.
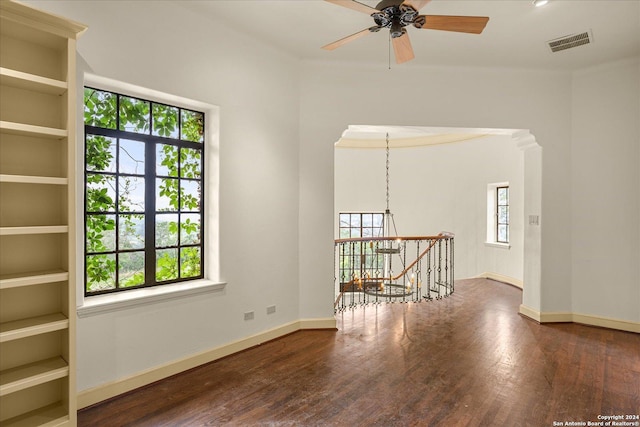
<box><xmin>386</xmin><ymin>132</ymin><xmax>390</xmax><ymax>212</ymax></box>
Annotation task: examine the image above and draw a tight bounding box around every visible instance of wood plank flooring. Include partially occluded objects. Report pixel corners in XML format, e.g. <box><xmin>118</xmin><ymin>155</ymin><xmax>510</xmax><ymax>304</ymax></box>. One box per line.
<box><xmin>78</xmin><ymin>278</ymin><xmax>640</xmax><ymax>426</ymax></box>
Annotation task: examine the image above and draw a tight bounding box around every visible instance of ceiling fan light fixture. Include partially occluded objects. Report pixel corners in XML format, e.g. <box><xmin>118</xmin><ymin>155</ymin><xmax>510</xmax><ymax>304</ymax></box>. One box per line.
<box><xmin>372</xmin><ymin>11</ymin><xmax>391</xmax><ymax>27</ymax></box>
<box><xmin>532</xmin><ymin>0</ymin><xmax>549</xmax><ymax>7</ymax></box>
<box><xmin>390</xmin><ymin>19</ymin><xmax>404</xmax><ymax>38</ymax></box>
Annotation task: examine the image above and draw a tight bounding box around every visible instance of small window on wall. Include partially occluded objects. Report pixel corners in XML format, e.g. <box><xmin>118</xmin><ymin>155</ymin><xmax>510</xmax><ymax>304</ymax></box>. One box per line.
<box><xmin>496</xmin><ymin>186</ymin><xmax>509</xmax><ymax>243</ymax></box>
<box><xmin>486</xmin><ymin>182</ymin><xmax>510</xmax><ymax>248</ymax></box>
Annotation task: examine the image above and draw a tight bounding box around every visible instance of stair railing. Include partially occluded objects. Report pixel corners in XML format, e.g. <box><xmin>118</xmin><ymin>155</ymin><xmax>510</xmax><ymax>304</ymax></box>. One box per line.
<box><xmin>334</xmin><ymin>232</ymin><xmax>454</xmax><ymax>311</ymax></box>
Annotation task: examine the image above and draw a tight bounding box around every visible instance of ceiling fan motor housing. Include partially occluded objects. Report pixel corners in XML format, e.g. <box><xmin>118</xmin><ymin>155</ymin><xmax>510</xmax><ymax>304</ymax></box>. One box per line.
<box><xmin>372</xmin><ymin>1</ymin><xmax>419</xmax><ymax>38</ymax></box>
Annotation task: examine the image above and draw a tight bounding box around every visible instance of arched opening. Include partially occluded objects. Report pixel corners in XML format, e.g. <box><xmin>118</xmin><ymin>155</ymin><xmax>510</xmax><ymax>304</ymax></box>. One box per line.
<box><xmin>333</xmin><ymin>125</ymin><xmax>542</xmax><ymax>313</ymax></box>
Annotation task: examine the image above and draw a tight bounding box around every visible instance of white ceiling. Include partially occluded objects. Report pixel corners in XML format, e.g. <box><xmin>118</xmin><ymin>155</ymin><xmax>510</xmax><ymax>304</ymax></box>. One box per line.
<box><xmin>180</xmin><ymin>0</ymin><xmax>640</xmax><ymax>70</ymax></box>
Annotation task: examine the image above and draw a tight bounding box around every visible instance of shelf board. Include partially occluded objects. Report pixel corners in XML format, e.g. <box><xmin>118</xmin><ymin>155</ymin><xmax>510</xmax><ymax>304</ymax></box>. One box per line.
<box><xmin>0</xmin><ymin>403</ymin><xmax>69</xmax><ymax>427</ymax></box>
<box><xmin>0</xmin><ymin>270</ymin><xmax>68</xmax><ymax>290</ymax></box>
<box><xmin>0</xmin><ymin>357</ymin><xmax>68</xmax><ymax>397</ymax></box>
<box><xmin>0</xmin><ymin>174</ymin><xmax>67</xmax><ymax>185</ymax></box>
<box><xmin>0</xmin><ymin>225</ymin><xmax>68</xmax><ymax>236</ymax></box>
<box><xmin>0</xmin><ymin>313</ymin><xmax>68</xmax><ymax>343</ymax></box>
<box><xmin>0</xmin><ymin>67</ymin><xmax>67</xmax><ymax>95</ymax></box>
<box><xmin>0</xmin><ymin>121</ymin><xmax>66</xmax><ymax>139</ymax></box>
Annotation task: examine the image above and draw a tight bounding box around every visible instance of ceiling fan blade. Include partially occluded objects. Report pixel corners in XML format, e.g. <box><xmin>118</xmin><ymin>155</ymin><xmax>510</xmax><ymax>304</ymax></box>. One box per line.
<box><xmin>392</xmin><ymin>32</ymin><xmax>415</xmax><ymax>64</ymax></box>
<box><xmin>322</xmin><ymin>27</ymin><xmax>377</xmax><ymax>51</ymax></box>
<box><xmin>324</xmin><ymin>0</ymin><xmax>379</xmax><ymax>15</ymax></box>
<box><xmin>417</xmin><ymin>15</ymin><xmax>489</xmax><ymax>34</ymax></box>
<box><xmin>402</xmin><ymin>0</ymin><xmax>432</xmax><ymax>11</ymax></box>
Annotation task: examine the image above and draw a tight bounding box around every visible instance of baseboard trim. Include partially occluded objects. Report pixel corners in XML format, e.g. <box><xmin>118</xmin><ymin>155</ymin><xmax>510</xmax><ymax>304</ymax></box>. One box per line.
<box><xmin>519</xmin><ymin>304</ymin><xmax>639</xmax><ymax>334</ymax></box>
<box><xmin>476</xmin><ymin>272</ymin><xmax>523</xmax><ymax>289</ymax></box>
<box><xmin>77</xmin><ymin>317</ymin><xmax>337</xmax><ymax>409</ymax></box>
<box><xmin>571</xmin><ymin>313</ymin><xmax>640</xmax><ymax>334</ymax></box>
<box><xmin>518</xmin><ymin>304</ymin><xmax>542</xmax><ymax>322</ymax></box>
<box><xmin>300</xmin><ymin>317</ymin><xmax>338</xmax><ymax>330</ymax></box>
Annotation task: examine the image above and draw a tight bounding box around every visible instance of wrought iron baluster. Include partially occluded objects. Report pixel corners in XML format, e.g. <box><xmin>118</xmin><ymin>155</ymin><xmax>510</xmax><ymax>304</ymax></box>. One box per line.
<box><xmin>415</xmin><ymin>240</ymin><xmax>421</xmax><ymax>302</ymax></box>
<box><xmin>335</xmin><ymin>243</ymin><xmax>339</xmax><ymax>312</ymax></box>
<box><xmin>401</xmin><ymin>239</ymin><xmax>407</xmax><ymax>303</ymax></box>
<box><xmin>426</xmin><ymin>239</ymin><xmax>432</xmax><ymax>300</ymax></box>
<box><xmin>445</xmin><ymin>238</ymin><xmax>449</xmax><ymax>295</ymax></box>
<box><xmin>437</xmin><ymin>240</ymin><xmax>442</xmax><ymax>299</ymax></box>
<box><xmin>451</xmin><ymin>237</ymin><xmax>455</xmax><ymax>294</ymax></box>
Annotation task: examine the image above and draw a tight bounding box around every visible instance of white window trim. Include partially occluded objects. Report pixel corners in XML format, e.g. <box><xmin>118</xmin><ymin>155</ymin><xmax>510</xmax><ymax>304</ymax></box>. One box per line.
<box><xmin>77</xmin><ymin>279</ymin><xmax>225</xmax><ymax>317</ymax></box>
<box><xmin>485</xmin><ymin>182</ymin><xmax>510</xmax><ymax>249</ymax></box>
<box><xmin>484</xmin><ymin>241</ymin><xmax>511</xmax><ymax>250</ymax></box>
<box><xmin>76</xmin><ymin>73</ymin><xmax>223</xmax><ymax>316</ymax></box>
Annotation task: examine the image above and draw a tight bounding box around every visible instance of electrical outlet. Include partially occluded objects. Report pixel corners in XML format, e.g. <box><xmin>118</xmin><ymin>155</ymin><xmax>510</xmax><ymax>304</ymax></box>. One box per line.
<box><xmin>267</xmin><ymin>305</ymin><xmax>276</xmax><ymax>315</ymax></box>
<box><xmin>244</xmin><ymin>311</ymin><xmax>254</xmax><ymax>321</ymax></box>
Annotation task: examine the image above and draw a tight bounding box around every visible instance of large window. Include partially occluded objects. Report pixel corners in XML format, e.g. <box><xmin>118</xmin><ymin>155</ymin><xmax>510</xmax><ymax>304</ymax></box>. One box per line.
<box><xmin>84</xmin><ymin>87</ymin><xmax>204</xmax><ymax>295</ymax></box>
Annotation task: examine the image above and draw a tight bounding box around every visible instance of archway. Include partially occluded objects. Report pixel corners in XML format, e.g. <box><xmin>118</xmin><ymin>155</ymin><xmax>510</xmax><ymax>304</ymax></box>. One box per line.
<box><xmin>333</xmin><ymin>125</ymin><xmax>542</xmax><ymax>313</ymax></box>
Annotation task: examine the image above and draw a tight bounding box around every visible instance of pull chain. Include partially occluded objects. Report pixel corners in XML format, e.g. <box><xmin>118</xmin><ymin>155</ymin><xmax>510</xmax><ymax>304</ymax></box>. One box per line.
<box><xmin>388</xmin><ymin>32</ymin><xmax>392</xmax><ymax>70</ymax></box>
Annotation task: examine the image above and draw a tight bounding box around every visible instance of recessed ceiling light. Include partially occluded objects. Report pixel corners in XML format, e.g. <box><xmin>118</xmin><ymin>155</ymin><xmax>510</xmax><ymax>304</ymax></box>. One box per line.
<box><xmin>532</xmin><ymin>0</ymin><xmax>549</xmax><ymax>6</ymax></box>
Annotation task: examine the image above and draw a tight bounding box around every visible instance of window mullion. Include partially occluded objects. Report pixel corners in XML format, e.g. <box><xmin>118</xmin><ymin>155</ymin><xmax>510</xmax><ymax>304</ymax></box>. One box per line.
<box><xmin>177</xmin><ymin>148</ymin><xmax>182</xmax><ymax>278</ymax></box>
<box><xmin>115</xmin><ymin>138</ymin><xmax>120</xmax><ymax>289</ymax></box>
<box><xmin>145</xmin><ymin>140</ymin><xmax>156</xmax><ymax>286</ymax></box>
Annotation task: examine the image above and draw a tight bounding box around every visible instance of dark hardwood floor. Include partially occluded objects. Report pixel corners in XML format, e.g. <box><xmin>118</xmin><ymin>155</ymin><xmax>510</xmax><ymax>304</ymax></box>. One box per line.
<box><xmin>78</xmin><ymin>278</ymin><xmax>640</xmax><ymax>426</ymax></box>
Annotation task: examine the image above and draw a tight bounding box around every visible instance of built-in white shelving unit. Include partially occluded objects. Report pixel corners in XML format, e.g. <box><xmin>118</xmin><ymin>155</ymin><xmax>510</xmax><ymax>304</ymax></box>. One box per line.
<box><xmin>0</xmin><ymin>1</ymin><xmax>86</xmax><ymax>425</ymax></box>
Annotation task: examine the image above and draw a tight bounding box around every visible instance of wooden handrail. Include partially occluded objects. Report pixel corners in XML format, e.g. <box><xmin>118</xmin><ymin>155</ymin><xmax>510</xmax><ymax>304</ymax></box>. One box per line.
<box><xmin>334</xmin><ymin>233</ymin><xmax>452</xmax><ymax>245</ymax></box>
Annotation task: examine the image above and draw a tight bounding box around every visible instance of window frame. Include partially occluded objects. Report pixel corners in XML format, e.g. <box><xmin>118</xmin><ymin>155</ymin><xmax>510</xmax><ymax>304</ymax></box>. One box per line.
<box><xmin>496</xmin><ymin>186</ymin><xmax>509</xmax><ymax>244</ymax></box>
<box><xmin>83</xmin><ymin>86</ymin><xmax>206</xmax><ymax>296</ymax></box>
<box><xmin>338</xmin><ymin>212</ymin><xmax>385</xmax><ymax>282</ymax></box>
<box><xmin>338</xmin><ymin>212</ymin><xmax>385</xmax><ymax>240</ymax></box>
<box><xmin>485</xmin><ymin>182</ymin><xmax>510</xmax><ymax>248</ymax></box>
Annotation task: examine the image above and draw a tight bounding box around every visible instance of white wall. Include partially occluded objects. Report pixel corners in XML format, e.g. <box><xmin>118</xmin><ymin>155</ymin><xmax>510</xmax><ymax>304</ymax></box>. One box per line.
<box><xmin>300</xmin><ymin>61</ymin><xmax>572</xmax><ymax>320</ymax></box>
<box><xmin>571</xmin><ymin>59</ymin><xmax>640</xmax><ymax>322</ymax></box>
<box><xmin>27</xmin><ymin>1</ymin><xmax>303</xmax><ymax>393</ymax></box>
<box><xmin>334</xmin><ymin>135</ymin><xmax>524</xmax><ymax>282</ymax></box>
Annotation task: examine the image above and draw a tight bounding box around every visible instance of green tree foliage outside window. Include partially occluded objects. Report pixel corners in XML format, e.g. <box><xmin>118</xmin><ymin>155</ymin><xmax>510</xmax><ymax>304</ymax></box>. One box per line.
<box><xmin>84</xmin><ymin>88</ymin><xmax>204</xmax><ymax>295</ymax></box>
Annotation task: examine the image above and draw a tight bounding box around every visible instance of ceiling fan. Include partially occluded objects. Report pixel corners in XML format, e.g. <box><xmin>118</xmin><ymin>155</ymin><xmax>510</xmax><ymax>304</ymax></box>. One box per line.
<box><xmin>322</xmin><ymin>0</ymin><xmax>489</xmax><ymax>64</ymax></box>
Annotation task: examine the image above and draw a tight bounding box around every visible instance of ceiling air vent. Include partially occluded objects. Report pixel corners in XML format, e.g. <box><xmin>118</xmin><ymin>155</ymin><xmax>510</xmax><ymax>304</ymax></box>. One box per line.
<box><xmin>547</xmin><ymin>30</ymin><xmax>593</xmax><ymax>53</ymax></box>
